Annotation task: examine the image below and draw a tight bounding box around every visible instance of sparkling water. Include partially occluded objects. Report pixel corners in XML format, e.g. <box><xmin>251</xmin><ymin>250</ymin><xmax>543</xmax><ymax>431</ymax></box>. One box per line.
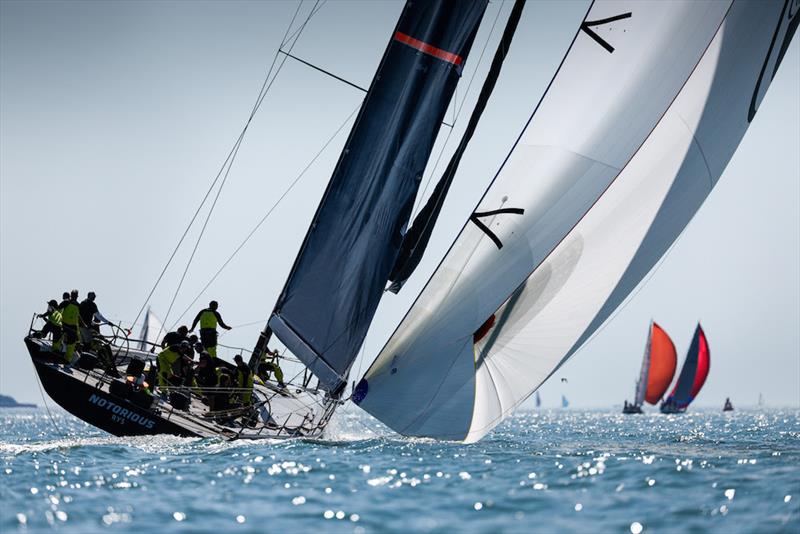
<box><xmin>2</xmin><ymin>408</ymin><xmax>798</xmax><ymax>532</ymax></box>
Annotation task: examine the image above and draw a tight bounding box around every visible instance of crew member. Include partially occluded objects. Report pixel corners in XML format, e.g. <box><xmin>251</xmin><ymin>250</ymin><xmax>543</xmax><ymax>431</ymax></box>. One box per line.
<box><xmin>79</xmin><ymin>291</ymin><xmax>111</xmax><ymax>347</ymax></box>
<box><xmin>195</xmin><ymin>352</ymin><xmax>218</xmax><ymax>399</ymax></box>
<box><xmin>161</xmin><ymin>325</ymin><xmax>189</xmax><ymax>348</ymax></box>
<box><xmin>57</xmin><ymin>291</ymin><xmax>70</xmax><ymax>310</ymax></box>
<box><xmin>60</xmin><ymin>290</ymin><xmax>81</xmax><ymax>364</ymax></box>
<box><xmin>38</xmin><ymin>299</ymin><xmax>63</xmax><ymax>352</ymax></box>
<box><xmin>233</xmin><ymin>354</ymin><xmax>253</xmax><ymax>405</ymax></box>
<box><xmin>190</xmin><ymin>301</ymin><xmax>231</xmax><ymax>358</ymax></box>
<box><xmin>156</xmin><ymin>341</ymin><xmax>186</xmax><ymax>391</ymax></box>
<box><xmin>258</xmin><ymin>348</ymin><xmax>286</xmax><ymax>388</ymax></box>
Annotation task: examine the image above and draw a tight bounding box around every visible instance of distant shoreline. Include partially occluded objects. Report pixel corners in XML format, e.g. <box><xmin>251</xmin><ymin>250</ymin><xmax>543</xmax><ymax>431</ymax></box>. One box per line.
<box><xmin>0</xmin><ymin>394</ymin><xmax>37</xmax><ymax>409</ymax></box>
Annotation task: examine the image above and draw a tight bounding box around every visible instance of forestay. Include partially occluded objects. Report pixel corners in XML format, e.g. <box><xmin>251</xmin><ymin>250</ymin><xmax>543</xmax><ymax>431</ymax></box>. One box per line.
<box><xmin>356</xmin><ymin>0</ymin><xmax>797</xmax><ymax>441</ymax></box>
<box><xmin>264</xmin><ymin>0</ymin><xmax>489</xmax><ymax>391</ymax></box>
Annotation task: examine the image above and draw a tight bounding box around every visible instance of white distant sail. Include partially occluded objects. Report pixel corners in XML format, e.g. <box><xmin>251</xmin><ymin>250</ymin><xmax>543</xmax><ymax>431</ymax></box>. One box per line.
<box><xmin>138</xmin><ymin>307</ymin><xmax>163</xmax><ymax>352</ymax></box>
<box><xmin>356</xmin><ymin>0</ymin><xmax>797</xmax><ymax>442</ymax></box>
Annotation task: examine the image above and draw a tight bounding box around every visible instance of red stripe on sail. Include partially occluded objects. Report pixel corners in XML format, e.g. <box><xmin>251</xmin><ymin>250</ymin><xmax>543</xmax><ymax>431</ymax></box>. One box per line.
<box><xmin>394</xmin><ymin>31</ymin><xmax>463</xmax><ymax>66</ymax></box>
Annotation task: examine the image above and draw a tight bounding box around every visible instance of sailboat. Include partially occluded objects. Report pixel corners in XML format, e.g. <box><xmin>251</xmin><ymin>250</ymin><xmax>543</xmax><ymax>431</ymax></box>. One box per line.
<box><xmin>723</xmin><ymin>397</ymin><xmax>734</xmax><ymax>412</ymax></box>
<box><xmin>535</xmin><ymin>391</ymin><xmax>541</xmax><ymax>409</ymax></box>
<box><xmin>24</xmin><ymin>0</ymin><xmax>796</xmax><ymax>441</ymax></box>
<box><xmin>24</xmin><ymin>0</ymin><xmax>492</xmax><ymax>439</ymax></box>
<box><xmin>623</xmin><ymin>321</ymin><xmax>677</xmax><ymax>414</ymax></box>
<box><xmin>660</xmin><ymin>324</ymin><xmax>710</xmax><ymax>414</ymax></box>
<box><xmin>138</xmin><ymin>307</ymin><xmax>163</xmax><ymax>353</ymax></box>
<box><xmin>561</xmin><ymin>395</ymin><xmax>569</xmax><ymax>409</ymax></box>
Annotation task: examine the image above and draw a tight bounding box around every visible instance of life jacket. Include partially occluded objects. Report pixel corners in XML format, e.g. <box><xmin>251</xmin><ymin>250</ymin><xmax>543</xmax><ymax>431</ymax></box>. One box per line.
<box><xmin>237</xmin><ymin>368</ymin><xmax>253</xmax><ymax>390</ymax></box>
<box><xmin>157</xmin><ymin>347</ymin><xmax>181</xmax><ymax>375</ymax></box>
<box><xmin>47</xmin><ymin>309</ymin><xmax>62</xmax><ymax>326</ymax></box>
<box><xmin>199</xmin><ymin>309</ymin><xmax>217</xmax><ymax>329</ymax></box>
<box><xmin>236</xmin><ymin>368</ymin><xmax>253</xmax><ymax>404</ymax></box>
<box><xmin>61</xmin><ymin>300</ymin><xmax>80</xmax><ymax>326</ymax></box>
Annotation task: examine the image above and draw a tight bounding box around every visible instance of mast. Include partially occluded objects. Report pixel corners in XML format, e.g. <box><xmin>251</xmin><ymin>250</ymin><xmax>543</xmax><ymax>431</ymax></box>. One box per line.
<box><xmin>253</xmin><ymin>1</ymin><xmax>489</xmax><ymax>391</ymax></box>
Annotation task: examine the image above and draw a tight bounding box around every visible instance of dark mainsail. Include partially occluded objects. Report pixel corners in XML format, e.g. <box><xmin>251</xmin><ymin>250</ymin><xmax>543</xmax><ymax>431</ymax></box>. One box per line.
<box><xmin>388</xmin><ymin>0</ymin><xmax>527</xmax><ymax>293</ymax></box>
<box><xmin>261</xmin><ymin>1</ymin><xmax>489</xmax><ymax>391</ymax></box>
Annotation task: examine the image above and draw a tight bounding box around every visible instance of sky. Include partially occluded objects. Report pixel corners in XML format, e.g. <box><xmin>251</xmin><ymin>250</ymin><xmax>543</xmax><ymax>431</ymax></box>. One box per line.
<box><xmin>1</xmin><ymin>0</ymin><xmax>798</xmax><ymax>410</ymax></box>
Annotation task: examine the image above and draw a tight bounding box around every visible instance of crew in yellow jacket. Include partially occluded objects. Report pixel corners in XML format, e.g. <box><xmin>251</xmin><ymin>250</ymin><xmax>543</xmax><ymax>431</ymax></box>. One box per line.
<box><xmin>190</xmin><ymin>301</ymin><xmax>231</xmax><ymax>358</ymax></box>
<box><xmin>157</xmin><ymin>344</ymin><xmax>182</xmax><ymax>390</ymax></box>
<box><xmin>60</xmin><ymin>290</ymin><xmax>81</xmax><ymax>363</ymax></box>
<box><xmin>38</xmin><ymin>299</ymin><xmax>63</xmax><ymax>352</ymax></box>
<box><xmin>233</xmin><ymin>354</ymin><xmax>253</xmax><ymax>405</ymax></box>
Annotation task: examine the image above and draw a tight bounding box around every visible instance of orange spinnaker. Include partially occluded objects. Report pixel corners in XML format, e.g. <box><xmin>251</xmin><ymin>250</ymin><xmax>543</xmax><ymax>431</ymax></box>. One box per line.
<box><xmin>645</xmin><ymin>323</ymin><xmax>678</xmax><ymax>405</ymax></box>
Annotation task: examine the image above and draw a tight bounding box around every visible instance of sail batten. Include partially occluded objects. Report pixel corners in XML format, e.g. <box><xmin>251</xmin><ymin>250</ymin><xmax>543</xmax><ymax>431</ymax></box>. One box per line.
<box><xmin>265</xmin><ymin>1</ymin><xmax>489</xmax><ymax>390</ymax></box>
<box><xmin>356</xmin><ymin>0</ymin><xmax>796</xmax><ymax>442</ymax></box>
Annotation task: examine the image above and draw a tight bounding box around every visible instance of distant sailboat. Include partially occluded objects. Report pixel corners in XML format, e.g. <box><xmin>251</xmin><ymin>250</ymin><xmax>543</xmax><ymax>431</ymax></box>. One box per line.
<box><xmin>561</xmin><ymin>395</ymin><xmax>569</xmax><ymax>409</ymax></box>
<box><xmin>723</xmin><ymin>397</ymin><xmax>733</xmax><ymax>412</ymax></box>
<box><xmin>535</xmin><ymin>391</ymin><xmax>541</xmax><ymax>409</ymax></box>
<box><xmin>623</xmin><ymin>321</ymin><xmax>677</xmax><ymax>414</ymax></box>
<box><xmin>660</xmin><ymin>324</ymin><xmax>710</xmax><ymax>414</ymax></box>
<box><xmin>137</xmin><ymin>307</ymin><xmax>163</xmax><ymax>352</ymax></box>
<box><xmin>758</xmin><ymin>393</ymin><xmax>765</xmax><ymax>408</ymax></box>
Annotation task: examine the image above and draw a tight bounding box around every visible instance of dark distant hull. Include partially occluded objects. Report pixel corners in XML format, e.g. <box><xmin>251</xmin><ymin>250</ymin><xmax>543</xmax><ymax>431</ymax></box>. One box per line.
<box><xmin>25</xmin><ymin>338</ymin><xmax>198</xmax><ymax>437</ymax></box>
<box><xmin>659</xmin><ymin>402</ymin><xmax>687</xmax><ymax>414</ymax></box>
<box><xmin>622</xmin><ymin>404</ymin><xmax>643</xmax><ymax>414</ymax></box>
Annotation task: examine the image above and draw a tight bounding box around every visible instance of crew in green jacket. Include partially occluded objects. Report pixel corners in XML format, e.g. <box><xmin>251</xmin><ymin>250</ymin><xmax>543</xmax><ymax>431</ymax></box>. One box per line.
<box><xmin>60</xmin><ymin>290</ymin><xmax>81</xmax><ymax>363</ymax></box>
<box><xmin>257</xmin><ymin>348</ymin><xmax>286</xmax><ymax>388</ymax></box>
<box><xmin>38</xmin><ymin>299</ymin><xmax>63</xmax><ymax>352</ymax></box>
<box><xmin>233</xmin><ymin>354</ymin><xmax>253</xmax><ymax>405</ymax></box>
<box><xmin>190</xmin><ymin>301</ymin><xmax>231</xmax><ymax>358</ymax></box>
<box><xmin>157</xmin><ymin>344</ymin><xmax>182</xmax><ymax>390</ymax></box>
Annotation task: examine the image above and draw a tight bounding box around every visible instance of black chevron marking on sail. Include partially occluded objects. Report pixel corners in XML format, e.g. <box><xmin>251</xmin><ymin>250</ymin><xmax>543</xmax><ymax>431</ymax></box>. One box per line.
<box><xmin>580</xmin><ymin>12</ymin><xmax>632</xmax><ymax>53</ymax></box>
<box><xmin>469</xmin><ymin>208</ymin><xmax>524</xmax><ymax>249</ymax></box>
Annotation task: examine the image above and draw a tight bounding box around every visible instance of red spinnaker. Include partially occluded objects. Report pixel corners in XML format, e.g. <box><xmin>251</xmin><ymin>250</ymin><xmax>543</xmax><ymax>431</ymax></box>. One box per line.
<box><xmin>645</xmin><ymin>322</ymin><xmax>677</xmax><ymax>404</ymax></box>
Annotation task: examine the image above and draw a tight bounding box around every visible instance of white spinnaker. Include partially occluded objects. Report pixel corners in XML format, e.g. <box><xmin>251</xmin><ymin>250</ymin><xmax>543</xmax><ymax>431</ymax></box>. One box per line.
<box><xmin>138</xmin><ymin>307</ymin><xmax>163</xmax><ymax>351</ymax></box>
<box><xmin>633</xmin><ymin>322</ymin><xmax>652</xmax><ymax>407</ymax></box>
<box><xmin>357</xmin><ymin>0</ymin><xmax>794</xmax><ymax>442</ymax></box>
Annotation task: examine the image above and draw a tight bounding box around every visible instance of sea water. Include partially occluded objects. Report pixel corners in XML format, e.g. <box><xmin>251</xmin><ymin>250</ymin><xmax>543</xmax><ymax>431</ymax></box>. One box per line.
<box><xmin>1</xmin><ymin>407</ymin><xmax>798</xmax><ymax>533</ymax></box>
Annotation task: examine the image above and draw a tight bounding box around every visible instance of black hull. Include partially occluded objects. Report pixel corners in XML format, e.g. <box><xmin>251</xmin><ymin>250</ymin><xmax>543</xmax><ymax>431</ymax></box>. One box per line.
<box><xmin>32</xmin><ymin>359</ymin><xmax>196</xmax><ymax>438</ymax></box>
<box><xmin>622</xmin><ymin>404</ymin><xmax>643</xmax><ymax>414</ymax></box>
<box><xmin>24</xmin><ymin>336</ymin><xmax>337</xmax><ymax>440</ymax></box>
<box><xmin>659</xmin><ymin>404</ymin><xmax>687</xmax><ymax>414</ymax></box>
<box><xmin>27</xmin><ymin>339</ymin><xmax>198</xmax><ymax>437</ymax></box>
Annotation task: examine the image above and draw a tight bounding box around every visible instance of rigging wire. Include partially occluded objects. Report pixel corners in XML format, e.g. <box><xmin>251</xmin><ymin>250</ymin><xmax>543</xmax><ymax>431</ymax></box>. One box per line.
<box><xmin>34</xmin><ymin>371</ymin><xmax>67</xmax><ymax>440</ymax></box>
<box><xmin>410</xmin><ymin>1</ymin><xmax>506</xmax><ymax>219</ymax></box>
<box><xmin>151</xmin><ymin>1</ymin><xmax>325</xmax><ymax>334</ymax></box>
<box><xmin>169</xmin><ymin>104</ymin><xmax>361</xmax><ymax>330</ymax></box>
<box><xmin>130</xmin><ymin>0</ymin><xmax>320</xmax><ymax>331</ymax></box>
